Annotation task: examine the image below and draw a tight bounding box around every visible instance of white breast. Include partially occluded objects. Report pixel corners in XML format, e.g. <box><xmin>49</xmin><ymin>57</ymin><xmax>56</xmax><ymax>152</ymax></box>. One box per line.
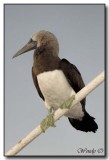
<box><xmin>37</xmin><ymin>70</ymin><xmax>84</xmax><ymax>119</ymax></box>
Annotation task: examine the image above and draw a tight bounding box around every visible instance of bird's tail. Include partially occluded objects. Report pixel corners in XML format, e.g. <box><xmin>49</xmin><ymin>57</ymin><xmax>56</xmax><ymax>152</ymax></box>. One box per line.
<box><xmin>68</xmin><ymin>112</ymin><xmax>98</xmax><ymax>133</ymax></box>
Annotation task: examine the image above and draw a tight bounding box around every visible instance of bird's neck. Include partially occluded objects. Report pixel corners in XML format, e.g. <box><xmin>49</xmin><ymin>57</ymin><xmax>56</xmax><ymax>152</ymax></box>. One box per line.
<box><xmin>33</xmin><ymin>51</ymin><xmax>60</xmax><ymax>75</ymax></box>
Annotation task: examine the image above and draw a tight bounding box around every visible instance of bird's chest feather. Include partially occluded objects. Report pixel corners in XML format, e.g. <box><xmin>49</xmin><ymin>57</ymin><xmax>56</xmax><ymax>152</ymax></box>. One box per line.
<box><xmin>37</xmin><ymin>70</ymin><xmax>84</xmax><ymax>119</ymax></box>
<box><xmin>37</xmin><ymin>70</ymin><xmax>73</xmax><ymax>108</ymax></box>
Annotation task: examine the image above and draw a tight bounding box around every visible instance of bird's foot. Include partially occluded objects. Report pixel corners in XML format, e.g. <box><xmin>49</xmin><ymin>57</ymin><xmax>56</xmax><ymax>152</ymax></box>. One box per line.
<box><xmin>40</xmin><ymin>108</ymin><xmax>56</xmax><ymax>132</ymax></box>
<box><xmin>60</xmin><ymin>95</ymin><xmax>75</xmax><ymax>109</ymax></box>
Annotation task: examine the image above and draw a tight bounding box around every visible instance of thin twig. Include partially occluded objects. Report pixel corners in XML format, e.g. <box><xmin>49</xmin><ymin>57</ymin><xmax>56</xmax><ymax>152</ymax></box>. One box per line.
<box><xmin>5</xmin><ymin>71</ymin><xmax>104</xmax><ymax>156</ymax></box>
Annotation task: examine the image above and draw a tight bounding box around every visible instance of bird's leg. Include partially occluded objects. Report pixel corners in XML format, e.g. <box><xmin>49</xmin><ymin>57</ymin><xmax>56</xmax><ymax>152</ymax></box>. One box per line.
<box><xmin>60</xmin><ymin>95</ymin><xmax>75</xmax><ymax>109</ymax></box>
<box><xmin>40</xmin><ymin>96</ymin><xmax>75</xmax><ymax>132</ymax></box>
<box><xmin>48</xmin><ymin>107</ymin><xmax>53</xmax><ymax>114</ymax></box>
<box><xmin>40</xmin><ymin>107</ymin><xmax>56</xmax><ymax>133</ymax></box>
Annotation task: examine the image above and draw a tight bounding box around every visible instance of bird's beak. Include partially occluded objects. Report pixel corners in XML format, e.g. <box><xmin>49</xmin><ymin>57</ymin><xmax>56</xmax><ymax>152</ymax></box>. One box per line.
<box><xmin>12</xmin><ymin>39</ymin><xmax>37</xmax><ymax>58</ymax></box>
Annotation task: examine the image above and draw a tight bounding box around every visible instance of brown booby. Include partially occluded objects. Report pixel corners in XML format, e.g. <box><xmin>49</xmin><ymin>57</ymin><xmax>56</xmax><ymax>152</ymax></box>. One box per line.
<box><xmin>13</xmin><ymin>30</ymin><xmax>98</xmax><ymax>133</ymax></box>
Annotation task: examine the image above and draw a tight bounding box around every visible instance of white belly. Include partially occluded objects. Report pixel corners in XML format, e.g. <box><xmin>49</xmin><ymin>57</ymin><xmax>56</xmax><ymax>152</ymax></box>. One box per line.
<box><xmin>37</xmin><ymin>70</ymin><xmax>84</xmax><ymax>119</ymax></box>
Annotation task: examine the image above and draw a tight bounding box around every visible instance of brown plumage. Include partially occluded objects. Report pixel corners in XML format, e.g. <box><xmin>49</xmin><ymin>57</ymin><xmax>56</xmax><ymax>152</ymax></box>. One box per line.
<box><xmin>13</xmin><ymin>30</ymin><xmax>98</xmax><ymax>133</ymax></box>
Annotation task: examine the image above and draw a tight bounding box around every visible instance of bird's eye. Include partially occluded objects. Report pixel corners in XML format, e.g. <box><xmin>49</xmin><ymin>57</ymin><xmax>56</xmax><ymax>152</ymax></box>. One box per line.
<box><xmin>28</xmin><ymin>38</ymin><xmax>35</xmax><ymax>44</ymax></box>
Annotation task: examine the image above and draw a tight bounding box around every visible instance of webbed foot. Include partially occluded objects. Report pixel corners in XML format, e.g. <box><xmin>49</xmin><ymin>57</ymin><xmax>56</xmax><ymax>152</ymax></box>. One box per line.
<box><xmin>40</xmin><ymin>108</ymin><xmax>56</xmax><ymax>132</ymax></box>
<box><xmin>60</xmin><ymin>95</ymin><xmax>75</xmax><ymax>109</ymax></box>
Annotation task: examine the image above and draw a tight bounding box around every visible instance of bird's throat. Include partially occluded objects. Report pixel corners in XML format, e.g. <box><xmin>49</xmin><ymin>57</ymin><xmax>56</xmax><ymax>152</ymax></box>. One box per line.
<box><xmin>33</xmin><ymin>52</ymin><xmax>60</xmax><ymax>75</ymax></box>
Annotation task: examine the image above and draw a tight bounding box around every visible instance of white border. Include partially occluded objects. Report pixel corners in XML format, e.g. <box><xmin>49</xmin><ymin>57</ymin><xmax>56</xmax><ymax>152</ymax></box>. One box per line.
<box><xmin>0</xmin><ymin>1</ymin><xmax>108</xmax><ymax>4</ymax></box>
<box><xmin>0</xmin><ymin>1</ymin><xmax>3</xmax><ymax>159</ymax></box>
<box><xmin>0</xmin><ymin>1</ymin><xmax>108</xmax><ymax>159</ymax></box>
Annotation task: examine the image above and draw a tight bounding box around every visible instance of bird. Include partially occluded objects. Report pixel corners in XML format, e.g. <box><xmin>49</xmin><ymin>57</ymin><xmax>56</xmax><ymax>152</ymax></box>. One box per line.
<box><xmin>13</xmin><ymin>30</ymin><xmax>98</xmax><ymax>133</ymax></box>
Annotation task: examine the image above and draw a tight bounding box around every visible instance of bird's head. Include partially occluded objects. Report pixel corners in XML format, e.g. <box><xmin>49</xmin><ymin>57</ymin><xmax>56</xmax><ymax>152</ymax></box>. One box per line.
<box><xmin>13</xmin><ymin>30</ymin><xmax>59</xmax><ymax>58</ymax></box>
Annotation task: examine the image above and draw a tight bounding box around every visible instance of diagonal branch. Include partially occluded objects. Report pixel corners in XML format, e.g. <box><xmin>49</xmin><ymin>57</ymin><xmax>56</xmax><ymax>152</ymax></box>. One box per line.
<box><xmin>5</xmin><ymin>71</ymin><xmax>104</xmax><ymax>156</ymax></box>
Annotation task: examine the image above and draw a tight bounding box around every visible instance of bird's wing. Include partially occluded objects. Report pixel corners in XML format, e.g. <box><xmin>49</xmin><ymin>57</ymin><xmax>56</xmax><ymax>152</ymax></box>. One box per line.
<box><xmin>59</xmin><ymin>58</ymin><xmax>86</xmax><ymax>110</ymax></box>
<box><xmin>32</xmin><ymin>67</ymin><xmax>45</xmax><ymax>101</ymax></box>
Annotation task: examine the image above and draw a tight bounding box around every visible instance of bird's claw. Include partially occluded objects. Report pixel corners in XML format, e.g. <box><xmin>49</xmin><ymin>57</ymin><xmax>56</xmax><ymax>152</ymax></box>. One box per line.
<box><xmin>40</xmin><ymin>108</ymin><xmax>56</xmax><ymax>132</ymax></box>
<box><xmin>40</xmin><ymin>96</ymin><xmax>75</xmax><ymax>132</ymax></box>
<box><xmin>60</xmin><ymin>95</ymin><xmax>75</xmax><ymax>109</ymax></box>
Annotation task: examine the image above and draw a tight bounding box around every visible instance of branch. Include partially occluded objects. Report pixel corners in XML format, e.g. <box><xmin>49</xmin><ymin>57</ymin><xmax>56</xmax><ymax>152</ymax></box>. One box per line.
<box><xmin>5</xmin><ymin>71</ymin><xmax>104</xmax><ymax>156</ymax></box>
